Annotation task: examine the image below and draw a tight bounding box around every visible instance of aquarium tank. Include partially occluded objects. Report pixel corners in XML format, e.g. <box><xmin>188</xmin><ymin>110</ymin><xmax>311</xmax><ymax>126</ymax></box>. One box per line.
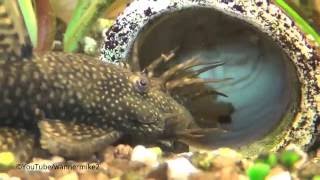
<box><xmin>0</xmin><ymin>0</ymin><xmax>319</xmax><ymax>179</ymax></box>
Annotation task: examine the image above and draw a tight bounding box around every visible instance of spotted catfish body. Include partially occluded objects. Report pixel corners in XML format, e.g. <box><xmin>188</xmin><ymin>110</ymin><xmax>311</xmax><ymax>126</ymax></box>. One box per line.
<box><xmin>0</xmin><ymin>50</ymin><xmax>203</xmax><ymax>161</ymax></box>
<box><xmin>0</xmin><ymin>54</ymin><xmax>225</xmax><ymax>162</ymax></box>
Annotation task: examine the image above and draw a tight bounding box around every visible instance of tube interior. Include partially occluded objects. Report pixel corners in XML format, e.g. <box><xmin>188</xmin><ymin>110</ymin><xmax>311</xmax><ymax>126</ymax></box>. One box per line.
<box><xmin>134</xmin><ymin>7</ymin><xmax>300</xmax><ymax>147</ymax></box>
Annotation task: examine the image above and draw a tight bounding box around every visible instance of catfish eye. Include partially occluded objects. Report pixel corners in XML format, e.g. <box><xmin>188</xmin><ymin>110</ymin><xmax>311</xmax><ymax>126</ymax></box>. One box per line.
<box><xmin>135</xmin><ymin>76</ymin><xmax>149</xmax><ymax>93</ymax></box>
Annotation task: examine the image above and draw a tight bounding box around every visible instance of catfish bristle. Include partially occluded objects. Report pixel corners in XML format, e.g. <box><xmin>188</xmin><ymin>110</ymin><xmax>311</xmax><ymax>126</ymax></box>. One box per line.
<box><xmin>160</xmin><ymin>56</ymin><xmax>200</xmax><ymax>82</ymax></box>
<box><xmin>131</xmin><ymin>38</ymin><xmax>141</xmax><ymax>72</ymax></box>
<box><xmin>191</xmin><ymin>89</ymin><xmax>228</xmax><ymax>99</ymax></box>
<box><xmin>166</xmin><ymin>77</ymin><xmax>232</xmax><ymax>90</ymax></box>
<box><xmin>146</xmin><ymin>47</ymin><xmax>179</xmax><ymax>77</ymax></box>
<box><xmin>175</xmin><ymin>128</ymin><xmax>226</xmax><ymax>139</ymax></box>
<box><xmin>184</xmin><ymin>62</ymin><xmax>225</xmax><ymax>77</ymax></box>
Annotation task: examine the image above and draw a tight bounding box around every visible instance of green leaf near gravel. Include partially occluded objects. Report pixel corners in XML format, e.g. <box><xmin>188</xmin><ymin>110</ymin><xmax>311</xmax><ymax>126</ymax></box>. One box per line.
<box><xmin>279</xmin><ymin>150</ymin><xmax>301</xmax><ymax>168</ymax></box>
<box><xmin>247</xmin><ymin>162</ymin><xmax>271</xmax><ymax>180</ymax></box>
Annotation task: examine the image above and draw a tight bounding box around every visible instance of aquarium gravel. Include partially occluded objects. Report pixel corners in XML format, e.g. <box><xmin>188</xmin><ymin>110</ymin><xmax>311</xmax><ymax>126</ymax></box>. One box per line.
<box><xmin>0</xmin><ymin>144</ymin><xmax>319</xmax><ymax>180</ymax></box>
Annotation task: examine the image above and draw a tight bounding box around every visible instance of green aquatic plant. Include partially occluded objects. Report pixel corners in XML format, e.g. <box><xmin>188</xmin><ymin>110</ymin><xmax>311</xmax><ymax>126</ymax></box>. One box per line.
<box><xmin>275</xmin><ymin>0</ymin><xmax>320</xmax><ymax>45</ymax></box>
<box><xmin>17</xmin><ymin>0</ymin><xmax>115</xmax><ymax>52</ymax></box>
<box><xmin>17</xmin><ymin>0</ymin><xmax>37</xmax><ymax>47</ymax></box>
<box><xmin>63</xmin><ymin>0</ymin><xmax>115</xmax><ymax>52</ymax></box>
<box><xmin>18</xmin><ymin>0</ymin><xmax>319</xmax><ymax>53</ymax></box>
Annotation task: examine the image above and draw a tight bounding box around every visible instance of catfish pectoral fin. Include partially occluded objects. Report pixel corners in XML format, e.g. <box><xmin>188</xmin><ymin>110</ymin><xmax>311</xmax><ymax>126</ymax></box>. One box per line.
<box><xmin>38</xmin><ymin>119</ymin><xmax>122</xmax><ymax>158</ymax></box>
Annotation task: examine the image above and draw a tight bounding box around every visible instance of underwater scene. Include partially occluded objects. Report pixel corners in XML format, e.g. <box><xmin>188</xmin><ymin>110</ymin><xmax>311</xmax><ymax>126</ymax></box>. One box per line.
<box><xmin>0</xmin><ymin>0</ymin><xmax>319</xmax><ymax>179</ymax></box>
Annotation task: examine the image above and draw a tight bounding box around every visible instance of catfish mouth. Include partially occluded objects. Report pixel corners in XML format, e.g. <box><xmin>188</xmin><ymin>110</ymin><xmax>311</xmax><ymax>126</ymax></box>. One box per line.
<box><xmin>161</xmin><ymin>111</ymin><xmax>226</xmax><ymax>145</ymax></box>
<box><xmin>127</xmin><ymin>7</ymin><xmax>301</xmax><ymax>151</ymax></box>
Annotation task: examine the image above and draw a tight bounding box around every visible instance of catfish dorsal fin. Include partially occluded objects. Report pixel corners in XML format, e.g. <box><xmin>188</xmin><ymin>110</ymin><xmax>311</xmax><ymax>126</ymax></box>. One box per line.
<box><xmin>0</xmin><ymin>0</ymin><xmax>32</xmax><ymax>61</ymax></box>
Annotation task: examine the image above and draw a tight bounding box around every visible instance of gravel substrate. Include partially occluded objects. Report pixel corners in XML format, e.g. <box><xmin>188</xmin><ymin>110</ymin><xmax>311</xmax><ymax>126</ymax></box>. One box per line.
<box><xmin>0</xmin><ymin>144</ymin><xmax>319</xmax><ymax>180</ymax></box>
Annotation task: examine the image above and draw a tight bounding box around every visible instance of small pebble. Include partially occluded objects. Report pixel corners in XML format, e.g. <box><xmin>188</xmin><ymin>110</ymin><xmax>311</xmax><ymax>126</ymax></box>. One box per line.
<box><xmin>166</xmin><ymin>157</ymin><xmax>199</xmax><ymax>180</ymax></box>
<box><xmin>0</xmin><ymin>173</ymin><xmax>10</xmax><ymax>180</ymax></box>
<box><xmin>53</xmin><ymin>169</ymin><xmax>73</xmax><ymax>179</ymax></box>
<box><xmin>121</xmin><ymin>171</ymin><xmax>144</xmax><ymax>180</ymax></box>
<box><xmin>106</xmin><ymin>166</ymin><xmax>123</xmax><ymax>178</ymax></box>
<box><xmin>78</xmin><ymin>172</ymin><xmax>97</xmax><ymax>180</ymax></box>
<box><xmin>316</xmin><ymin>148</ymin><xmax>320</xmax><ymax>158</ymax></box>
<box><xmin>57</xmin><ymin>172</ymin><xmax>79</xmax><ymax>180</ymax></box>
<box><xmin>177</xmin><ymin>152</ymin><xmax>193</xmax><ymax>159</ymax></box>
<box><xmin>189</xmin><ymin>172</ymin><xmax>218</xmax><ymax>180</ymax></box>
<box><xmin>266</xmin><ymin>171</ymin><xmax>291</xmax><ymax>180</ymax></box>
<box><xmin>284</xmin><ymin>144</ymin><xmax>307</xmax><ymax>169</ymax></box>
<box><xmin>148</xmin><ymin>147</ymin><xmax>162</xmax><ymax>157</ymax></box>
<box><xmin>96</xmin><ymin>172</ymin><xmax>109</xmax><ymax>180</ymax></box>
<box><xmin>147</xmin><ymin>163</ymin><xmax>168</xmax><ymax>180</ymax></box>
<box><xmin>10</xmin><ymin>177</ymin><xmax>21</xmax><ymax>180</ymax></box>
<box><xmin>190</xmin><ymin>152</ymin><xmax>213</xmax><ymax>170</ymax></box>
<box><xmin>51</xmin><ymin>156</ymin><xmax>65</xmax><ymax>163</ymax></box>
<box><xmin>83</xmin><ymin>36</ymin><xmax>98</xmax><ymax>56</ymax></box>
<box><xmin>114</xmin><ymin>144</ymin><xmax>133</xmax><ymax>159</ymax></box>
<box><xmin>99</xmin><ymin>162</ymin><xmax>109</xmax><ymax>171</ymax></box>
<box><xmin>212</xmin><ymin>148</ymin><xmax>242</xmax><ymax>160</ymax></box>
<box><xmin>131</xmin><ymin>145</ymin><xmax>159</xmax><ymax>167</ymax></box>
<box><xmin>298</xmin><ymin>161</ymin><xmax>320</xmax><ymax>178</ymax></box>
<box><xmin>0</xmin><ymin>152</ymin><xmax>16</xmax><ymax>170</ymax></box>
<box><xmin>8</xmin><ymin>169</ymin><xmax>28</xmax><ymax>179</ymax></box>
<box><xmin>102</xmin><ymin>146</ymin><xmax>115</xmax><ymax>163</ymax></box>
